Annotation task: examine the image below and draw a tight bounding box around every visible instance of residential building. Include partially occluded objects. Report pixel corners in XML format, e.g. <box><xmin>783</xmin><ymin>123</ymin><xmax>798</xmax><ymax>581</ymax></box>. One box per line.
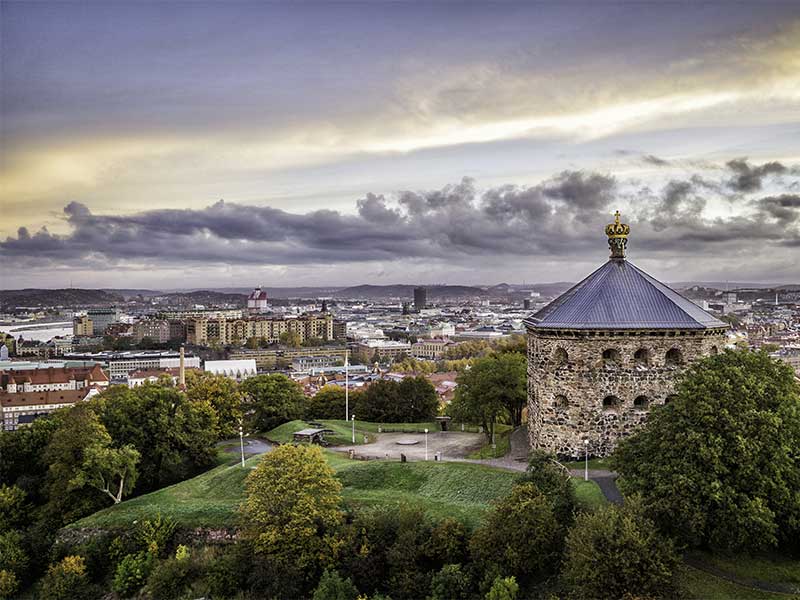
<box><xmin>127</xmin><ymin>366</ymin><xmax>202</xmax><ymax>388</ymax></box>
<box><xmin>187</xmin><ymin>314</ymin><xmax>334</xmax><ymax>346</ymax></box>
<box><xmin>356</xmin><ymin>339</ymin><xmax>411</xmax><ymax>361</ymax></box>
<box><xmin>229</xmin><ymin>346</ymin><xmax>348</xmax><ymax>369</ymax></box>
<box><xmin>133</xmin><ymin>319</ymin><xmax>170</xmax><ymax>344</ymax></box>
<box><xmin>63</xmin><ymin>350</ymin><xmax>201</xmax><ymax>380</ymax></box>
<box><xmin>87</xmin><ymin>308</ymin><xmax>121</xmax><ymax>334</ymax></box>
<box><xmin>73</xmin><ymin>315</ymin><xmax>94</xmax><ymax>336</ymax></box>
<box><xmin>411</xmin><ymin>339</ymin><xmax>454</xmax><ymax>360</ymax></box>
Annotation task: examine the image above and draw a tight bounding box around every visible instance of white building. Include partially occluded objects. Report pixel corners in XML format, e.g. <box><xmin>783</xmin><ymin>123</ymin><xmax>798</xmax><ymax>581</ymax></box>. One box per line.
<box><xmin>247</xmin><ymin>288</ymin><xmax>270</xmax><ymax>313</ymax></box>
<box><xmin>205</xmin><ymin>359</ymin><xmax>257</xmax><ymax>381</ymax></box>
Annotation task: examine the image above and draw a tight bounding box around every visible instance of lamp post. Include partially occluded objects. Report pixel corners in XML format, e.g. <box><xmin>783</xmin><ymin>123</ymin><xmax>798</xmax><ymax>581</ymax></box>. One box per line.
<box><xmin>352</xmin><ymin>414</ymin><xmax>356</xmax><ymax>444</ymax></box>
<box><xmin>239</xmin><ymin>425</ymin><xmax>245</xmax><ymax>468</ymax></box>
<box><xmin>344</xmin><ymin>349</ymin><xmax>349</xmax><ymax>423</ymax></box>
<box><xmin>584</xmin><ymin>439</ymin><xmax>589</xmax><ymax>482</ymax></box>
<box><xmin>424</xmin><ymin>428</ymin><xmax>429</xmax><ymax>461</ymax></box>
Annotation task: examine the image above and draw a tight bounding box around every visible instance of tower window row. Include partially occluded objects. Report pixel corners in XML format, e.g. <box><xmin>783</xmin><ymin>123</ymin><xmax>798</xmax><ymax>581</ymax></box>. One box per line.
<box><xmin>552</xmin><ymin>393</ymin><xmax>678</xmax><ymax>410</ymax></box>
<box><xmin>551</xmin><ymin>345</ymin><xmax>718</xmax><ymax>367</ymax></box>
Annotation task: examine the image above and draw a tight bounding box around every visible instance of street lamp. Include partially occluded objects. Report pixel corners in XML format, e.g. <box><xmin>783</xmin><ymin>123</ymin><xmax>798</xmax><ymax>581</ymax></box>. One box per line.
<box><xmin>424</xmin><ymin>428</ymin><xmax>429</xmax><ymax>461</ymax></box>
<box><xmin>584</xmin><ymin>439</ymin><xmax>589</xmax><ymax>482</ymax></box>
<box><xmin>351</xmin><ymin>413</ymin><xmax>356</xmax><ymax>444</ymax></box>
<box><xmin>239</xmin><ymin>425</ymin><xmax>245</xmax><ymax>468</ymax></box>
<box><xmin>345</xmin><ymin>349</ymin><xmax>349</xmax><ymax>423</ymax></box>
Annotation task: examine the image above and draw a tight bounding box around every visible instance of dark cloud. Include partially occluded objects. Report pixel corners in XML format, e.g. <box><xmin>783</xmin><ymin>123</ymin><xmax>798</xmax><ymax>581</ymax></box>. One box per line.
<box><xmin>3</xmin><ymin>169</ymin><xmax>799</xmax><ymax>272</ymax></box>
<box><xmin>642</xmin><ymin>154</ymin><xmax>670</xmax><ymax>166</ymax></box>
<box><xmin>726</xmin><ymin>158</ymin><xmax>787</xmax><ymax>192</ymax></box>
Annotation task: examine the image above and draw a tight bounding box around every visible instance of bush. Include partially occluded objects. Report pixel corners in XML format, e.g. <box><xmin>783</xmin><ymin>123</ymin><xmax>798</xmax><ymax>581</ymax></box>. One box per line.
<box><xmin>0</xmin><ymin>530</ymin><xmax>28</xmax><ymax>577</ymax></box>
<box><xmin>0</xmin><ymin>570</ymin><xmax>18</xmax><ymax>600</ymax></box>
<box><xmin>312</xmin><ymin>569</ymin><xmax>359</xmax><ymax>600</ymax></box>
<box><xmin>429</xmin><ymin>564</ymin><xmax>471</xmax><ymax>600</ymax></box>
<box><xmin>146</xmin><ymin>555</ymin><xmax>193</xmax><ymax>600</ymax></box>
<box><xmin>113</xmin><ymin>551</ymin><xmax>155</xmax><ymax>597</ymax></box>
<box><xmin>516</xmin><ymin>451</ymin><xmax>577</xmax><ymax>525</ymax></box>
<box><xmin>136</xmin><ymin>513</ymin><xmax>177</xmax><ymax>556</ymax></box>
<box><xmin>0</xmin><ymin>485</ymin><xmax>28</xmax><ymax>532</ymax></box>
<box><xmin>424</xmin><ymin>518</ymin><xmax>468</xmax><ymax>567</ymax></box>
<box><xmin>39</xmin><ymin>555</ymin><xmax>91</xmax><ymax>600</ymax></box>
<box><xmin>485</xmin><ymin>576</ymin><xmax>518</xmax><ymax>600</ymax></box>
<box><xmin>561</xmin><ymin>498</ymin><xmax>680</xmax><ymax>599</ymax></box>
<box><xmin>470</xmin><ymin>483</ymin><xmax>562</xmax><ymax>589</ymax></box>
<box><xmin>201</xmin><ymin>543</ymin><xmax>252</xmax><ymax>599</ymax></box>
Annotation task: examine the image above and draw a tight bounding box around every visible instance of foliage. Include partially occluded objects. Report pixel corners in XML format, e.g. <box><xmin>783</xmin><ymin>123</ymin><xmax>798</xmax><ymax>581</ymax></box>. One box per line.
<box><xmin>516</xmin><ymin>451</ymin><xmax>577</xmax><ymax>525</ymax></box>
<box><xmin>72</xmin><ymin>437</ymin><xmax>140</xmax><ymax>504</ymax></box>
<box><xmin>313</xmin><ymin>569</ymin><xmax>359</xmax><ymax>600</ymax></box>
<box><xmin>429</xmin><ymin>564</ymin><xmax>471</xmax><ymax>600</ymax></box>
<box><xmin>280</xmin><ymin>331</ymin><xmax>303</xmax><ymax>347</ymax></box>
<box><xmin>184</xmin><ymin>370</ymin><xmax>244</xmax><ymax>438</ymax></box>
<box><xmin>241</xmin><ymin>445</ymin><xmax>344</xmax><ymax>578</ymax></box>
<box><xmin>0</xmin><ymin>416</ymin><xmax>60</xmax><ymax>505</ymax></box>
<box><xmin>135</xmin><ymin>514</ymin><xmax>177</xmax><ymax>557</ymax></box>
<box><xmin>470</xmin><ymin>483</ymin><xmax>562</xmax><ymax>589</ymax></box>
<box><xmin>241</xmin><ymin>374</ymin><xmax>306</xmax><ymax>432</ymax></box>
<box><xmin>451</xmin><ymin>353</ymin><xmax>526</xmax><ymax>439</ymax></box>
<box><xmin>112</xmin><ymin>551</ymin><xmax>155</xmax><ymax>597</ymax></box>
<box><xmin>307</xmin><ymin>385</ymin><xmax>349</xmax><ymax>420</ymax></box>
<box><xmin>39</xmin><ymin>555</ymin><xmax>91</xmax><ymax>600</ymax></box>
<box><xmin>485</xmin><ymin>576</ymin><xmax>519</xmax><ymax>600</ymax></box>
<box><xmin>145</xmin><ymin>554</ymin><xmax>193</xmax><ymax>600</ymax></box>
<box><xmin>0</xmin><ymin>569</ymin><xmax>18</xmax><ymax>600</ymax></box>
<box><xmin>94</xmin><ymin>384</ymin><xmax>218</xmax><ymax>492</ymax></box>
<box><xmin>562</xmin><ymin>497</ymin><xmax>680</xmax><ymax>599</ymax></box>
<box><xmin>0</xmin><ymin>530</ymin><xmax>28</xmax><ymax>577</ymax></box>
<box><xmin>355</xmin><ymin>377</ymin><xmax>439</xmax><ymax>423</ymax></box>
<box><xmin>612</xmin><ymin>350</ymin><xmax>800</xmax><ymax>552</ymax></box>
<box><xmin>0</xmin><ymin>485</ymin><xmax>28</xmax><ymax>532</ymax></box>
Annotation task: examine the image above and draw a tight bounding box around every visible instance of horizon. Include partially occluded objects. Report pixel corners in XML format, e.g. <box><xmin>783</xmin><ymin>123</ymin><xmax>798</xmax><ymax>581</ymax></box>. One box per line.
<box><xmin>2</xmin><ymin>2</ymin><xmax>799</xmax><ymax>287</ymax></box>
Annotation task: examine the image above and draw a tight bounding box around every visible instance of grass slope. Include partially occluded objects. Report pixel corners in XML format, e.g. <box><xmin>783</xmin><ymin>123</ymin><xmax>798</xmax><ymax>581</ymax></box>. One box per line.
<box><xmin>265</xmin><ymin>419</ymin><xmax>440</xmax><ymax>446</ymax></box>
<box><xmin>72</xmin><ymin>449</ymin><xmax>606</xmax><ymax>530</ymax></box>
<box><xmin>676</xmin><ymin>565</ymin><xmax>794</xmax><ymax>600</ymax></box>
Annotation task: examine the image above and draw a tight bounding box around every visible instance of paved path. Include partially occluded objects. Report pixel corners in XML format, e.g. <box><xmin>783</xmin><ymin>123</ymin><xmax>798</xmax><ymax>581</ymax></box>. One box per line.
<box><xmin>217</xmin><ymin>438</ymin><xmax>273</xmax><ymax>457</ymax></box>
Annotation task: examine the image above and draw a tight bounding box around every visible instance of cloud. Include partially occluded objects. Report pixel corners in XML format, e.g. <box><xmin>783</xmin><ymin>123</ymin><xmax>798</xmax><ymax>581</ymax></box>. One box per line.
<box><xmin>642</xmin><ymin>154</ymin><xmax>670</xmax><ymax>166</ymax></box>
<box><xmin>726</xmin><ymin>158</ymin><xmax>787</xmax><ymax>192</ymax></box>
<box><xmin>3</xmin><ymin>166</ymin><xmax>799</xmax><ymax>281</ymax></box>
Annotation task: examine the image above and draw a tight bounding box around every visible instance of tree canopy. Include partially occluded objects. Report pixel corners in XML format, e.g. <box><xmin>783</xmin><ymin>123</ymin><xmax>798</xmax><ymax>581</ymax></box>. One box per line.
<box><xmin>184</xmin><ymin>370</ymin><xmax>244</xmax><ymax>438</ymax></box>
<box><xmin>241</xmin><ymin>374</ymin><xmax>306</xmax><ymax>432</ymax></box>
<box><xmin>355</xmin><ymin>377</ymin><xmax>438</xmax><ymax>422</ymax></box>
<box><xmin>613</xmin><ymin>349</ymin><xmax>800</xmax><ymax>553</ymax></box>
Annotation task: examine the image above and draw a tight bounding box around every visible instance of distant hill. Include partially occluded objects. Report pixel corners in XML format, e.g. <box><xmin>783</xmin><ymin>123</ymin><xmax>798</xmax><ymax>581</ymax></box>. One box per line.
<box><xmin>155</xmin><ymin>290</ymin><xmax>248</xmax><ymax>307</ymax></box>
<box><xmin>332</xmin><ymin>284</ymin><xmax>486</xmax><ymax>300</ymax></box>
<box><xmin>0</xmin><ymin>288</ymin><xmax>126</xmax><ymax>308</ymax></box>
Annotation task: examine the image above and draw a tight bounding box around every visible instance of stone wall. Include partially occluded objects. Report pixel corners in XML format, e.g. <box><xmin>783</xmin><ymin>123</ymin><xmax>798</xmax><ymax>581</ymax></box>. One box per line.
<box><xmin>526</xmin><ymin>327</ymin><xmax>726</xmax><ymax>458</ymax></box>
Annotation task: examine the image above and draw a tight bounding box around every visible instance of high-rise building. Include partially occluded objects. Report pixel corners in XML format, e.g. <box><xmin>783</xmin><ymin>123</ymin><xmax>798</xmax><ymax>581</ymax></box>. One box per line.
<box><xmin>86</xmin><ymin>308</ymin><xmax>121</xmax><ymax>334</ymax></box>
<box><xmin>413</xmin><ymin>287</ymin><xmax>427</xmax><ymax>311</ymax></box>
<box><xmin>73</xmin><ymin>315</ymin><xmax>94</xmax><ymax>337</ymax></box>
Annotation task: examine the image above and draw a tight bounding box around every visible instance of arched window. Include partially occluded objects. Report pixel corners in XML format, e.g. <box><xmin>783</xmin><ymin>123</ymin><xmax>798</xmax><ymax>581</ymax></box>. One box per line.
<box><xmin>553</xmin><ymin>347</ymin><xmax>569</xmax><ymax>366</ymax></box>
<box><xmin>602</xmin><ymin>395</ymin><xmax>620</xmax><ymax>412</ymax></box>
<box><xmin>602</xmin><ymin>348</ymin><xmax>621</xmax><ymax>365</ymax></box>
<box><xmin>664</xmin><ymin>394</ymin><xmax>678</xmax><ymax>405</ymax></box>
<box><xmin>634</xmin><ymin>348</ymin><xmax>650</xmax><ymax>365</ymax></box>
<box><xmin>665</xmin><ymin>348</ymin><xmax>683</xmax><ymax>366</ymax></box>
<box><xmin>633</xmin><ymin>395</ymin><xmax>649</xmax><ymax>408</ymax></box>
<box><xmin>553</xmin><ymin>394</ymin><xmax>568</xmax><ymax>409</ymax></box>
<box><xmin>709</xmin><ymin>345</ymin><xmax>718</xmax><ymax>356</ymax></box>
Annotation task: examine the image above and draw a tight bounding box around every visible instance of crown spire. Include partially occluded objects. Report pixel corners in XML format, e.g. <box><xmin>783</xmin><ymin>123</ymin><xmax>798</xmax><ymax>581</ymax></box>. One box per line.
<box><xmin>605</xmin><ymin>210</ymin><xmax>630</xmax><ymax>259</ymax></box>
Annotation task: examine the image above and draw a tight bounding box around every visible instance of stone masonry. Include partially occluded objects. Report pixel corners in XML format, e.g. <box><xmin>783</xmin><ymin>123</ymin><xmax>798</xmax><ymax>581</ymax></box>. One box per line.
<box><xmin>527</xmin><ymin>327</ymin><xmax>727</xmax><ymax>458</ymax></box>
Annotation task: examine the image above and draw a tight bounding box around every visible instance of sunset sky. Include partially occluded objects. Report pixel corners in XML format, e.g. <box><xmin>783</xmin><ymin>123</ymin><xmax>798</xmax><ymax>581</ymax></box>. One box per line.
<box><xmin>2</xmin><ymin>2</ymin><xmax>799</xmax><ymax>288</ymax></box>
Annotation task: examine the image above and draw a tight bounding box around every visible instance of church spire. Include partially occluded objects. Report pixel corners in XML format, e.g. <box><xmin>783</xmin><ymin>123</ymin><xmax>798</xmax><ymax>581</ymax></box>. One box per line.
<box><xmin>605</xmin><ymin>210</ymin><xmax>630</xmax><ymax>259</ymax></box>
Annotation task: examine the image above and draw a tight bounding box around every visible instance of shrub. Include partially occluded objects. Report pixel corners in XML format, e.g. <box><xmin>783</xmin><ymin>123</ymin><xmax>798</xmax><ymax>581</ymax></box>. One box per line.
<box><xmin>516</xmin><ymin>451</ymin><xmax>577</xmax><ymax>525</ymax></box>
<box><xmin>201</xmin><ymin>543</ymin><xmax>253</xmax><ymax>599</ymax></box>
<box><xmin>135</xmin><ymin>513</ymin><xmax>177</xmax><ymax>556</ymax></box>
<box><xmin>112</xmin><ymin>552</ymin><xmax>154</xmax><ymax>597</ymax></box>
<box><xmin>0</xmin><ymin>485</ymin><xmax>28</xmax><ymax>532</ymax></box>
<box><xmin>0</xmin><ymin>570</ymin><xmax>18</xmax><ymax>600</ymax></box>
<box><xmin>312</xmin><ymin>569</ymin><xmax>359</xmax><ymax>600</ymax></box>
<box><xmin>39</xmin><ymin>555</ymin><xmax>91</xmax><ymax>600</ymax></box>
<box><xmin>0</xmin><ymin>530</ymin><xmax>28</xmax><ymax>576</ymax></box>
<box><xmin>561</xmin><ymin>498</ymin><xmax>680</xmax><ymax>599</ymax></box>
<box><xmin>424</xmin><ymin>518</ymin><xmax>468</xmax><ymax>567</ymax></box>
<box><xmin>470</xmin><ymin>483</ymin><xmax>562</xmax><ymax>589</ymax></box>
<box><xmin>146</xmin><ymin>555</ymin><xmax>193</xmax><ymax>600</ymax></box>
<box><xmin>485</xmin><ymin>576</ymin><xmax>518</xmax><ymax>600</ymax></box>
<box><xmin>429</xmin><ymin>564</ymin><xmax>471</xmax><ymax>600</ymax></box>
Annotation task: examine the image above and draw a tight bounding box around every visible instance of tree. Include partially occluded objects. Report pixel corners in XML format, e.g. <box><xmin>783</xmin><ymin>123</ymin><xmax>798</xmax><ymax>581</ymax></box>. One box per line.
<box><xmin>429</xmin><ymin>564</ymin><xmax>471</xmax><ymax>600</ymax></box>
<box><xmin>241</xmin><ymin>445</ymin><xmax>343</xmax><ymax>573</ymax></box>
<box><xmin>0</xmin><ymin>531</ymin><xmax>28</xmax><ymax>580</ymax></box>
<box><xmin>245</xmin><ymin>336</ymin><xmax>259</xmax><ymax>349</ymax></box>
<box><xmin>485</xmin><ymin>576</ymin><xmax>518</xmax><ymax>600</ymax></box>
<box><xmin>39</xmin><ymin>555</ymin><xmax>91</xmax><ymax>600</ymax></box>
<box><xmin>397</xmin><ymin>376</ymin><xmax>439</xmax><ymax>421</ymax></box>
<box><xmin>279</xmin><ymin>331</ymin><xmax>302</xmax><ymax>347</ymax></box>
<box><xmin>312</xmin><ymin>570</ymin><xmax>359</xmax><ymax>600</ymax></box>
<box><xmin>613</xmin><ymin>350</ymin><xmax>800</xmax><ymax>553</ymax></box>
<box><xmin>516</xmin><ymin>451</ymin><xmax>576</xmax><ymax>525</ymax></box>
<box><xmin>470</xmin><ymin>483</ymin><xmax>562</xmax><ymax>589</ymax></box>
<box><xmin>241</xmin><ymin>374</ymin><xmax>305</xmax><ymax>432</ymax></box>
<box><xmin>306</xmin><ymin>385</ymin><xmax>347</xmax><ymax>420</ymax></box>
<box><xmin>355</xmin><ymin>380</ymin><xmax>400</xmax><ymax>422</ymax></box>
<box><xmin>0</xmin><ymin>416</ymin><xmax>61</xmax><ymax>505</ymax></box>
<box><xmin>93</xmin><ymin>384</ymin><xmax>218</xmax><ymax>492</ymax></box>
<box><xmin>451</xmin><ymin>353</ymin><xmax>526</xmax><ymax>440</ymax></box>
<box><xmin>71</xmin><ymin>439</ymin><xmax>139</xmax><ymax>504</ymax></box>
<box><xmin>0</xmin><ymin>485</ymin><xmax>28</xmax><ymax>532</ymax></box>
<box><xmin>184</xmin><ymin>370</ymin><xmax>244</xmax><ymax>438</ymax></box>
<box><xmin>561</xmin><ymin>498</ymin><xmax>680</xmax><ymax>600</ymax></box>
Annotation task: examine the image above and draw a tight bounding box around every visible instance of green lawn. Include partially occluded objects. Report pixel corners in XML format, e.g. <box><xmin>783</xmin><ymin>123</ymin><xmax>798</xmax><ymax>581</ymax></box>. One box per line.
<box><xmin>465</xmin><ymin>424</ymin><xmax>514</xmax><ymax>459</ymax></box>
<box><xmin>71</xmin><ymin>446</ymin><xmax>604</xmax><ymax>531</ymax></box>
<box><xmin>264</xmin><ymin>419</ymin><xmax>442</xmax><ymax>446</ymax></box>
<box><xmin>675</xmin><ymin>564</ymin><xmax>794</xmax><ymax>600</ymax></box>
<box><xmin>687</xmin><ymin>551</ymin><xmax>800</xmax><ymax>590</ymax></box>
<box><xmin>571</xmin><ymin>479</ymin><xmax>607</xmax><ymax>512</ymax></box>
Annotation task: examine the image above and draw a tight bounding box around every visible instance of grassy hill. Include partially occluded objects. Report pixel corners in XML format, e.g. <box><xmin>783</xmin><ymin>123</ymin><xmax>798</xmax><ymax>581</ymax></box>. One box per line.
<box><xmin>71</xmin><ymin>450</ymin><xmax>605</xmax><ymax>530</ymax></box>
<box><xmin>265</xmin><ymin>419</ymin><xmax>441</xmax><ymax>446</ymax></box>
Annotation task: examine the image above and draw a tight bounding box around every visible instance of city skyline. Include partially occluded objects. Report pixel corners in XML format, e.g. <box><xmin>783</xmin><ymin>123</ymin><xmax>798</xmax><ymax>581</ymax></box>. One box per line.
<box><xmin>2</xmin><ymin>2</ymin><xmax>799</xmax><ymax>287</ymax></box>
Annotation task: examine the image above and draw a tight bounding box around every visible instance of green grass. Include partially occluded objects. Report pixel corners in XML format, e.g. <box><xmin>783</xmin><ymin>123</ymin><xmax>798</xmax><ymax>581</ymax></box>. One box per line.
<box><xmin>688</xmin><ymin>551</ymin><xmax>800</xmax><ymax>588</ymax></box>
<box><xmin>465</xmin><ymin>424</ymin><xmax>513</xmax><ymax>459</ymax></box>
<box><xmin>675</xmin><ymin>564</ymin><xmax>794</xmax><ymax>600</ymax></box>
<box><xmin>265</xmin><ymin>419</ymin><xmax>441</xmax><ymax>446</ymax></box>
<box><xmin>571</xmin><ymin>479</ymin><xmax>607</xmax><ymax>512</ymax></box>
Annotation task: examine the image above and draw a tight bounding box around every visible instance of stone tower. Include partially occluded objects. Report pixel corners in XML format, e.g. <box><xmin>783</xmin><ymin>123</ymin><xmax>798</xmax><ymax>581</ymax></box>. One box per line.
<box><xmin>524</xmin><ymin>212</ymin><xmax>728</xmax><ymax>458</ymax></box>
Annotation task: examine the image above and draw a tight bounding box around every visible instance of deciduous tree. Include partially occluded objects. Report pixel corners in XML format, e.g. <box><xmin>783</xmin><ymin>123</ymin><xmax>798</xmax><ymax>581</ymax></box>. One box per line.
<box><xmin>241</xmin><ymin>374</ymin><xmax>305</xmax><ymax>432</ymax></box>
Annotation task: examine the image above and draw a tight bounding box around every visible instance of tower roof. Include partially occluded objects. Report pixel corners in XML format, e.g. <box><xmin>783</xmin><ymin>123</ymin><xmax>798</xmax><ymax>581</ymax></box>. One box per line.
<box><xmin>526</xmin><ymin>212</ymin><xmax>727</xmax><ymax>331</ymax></box>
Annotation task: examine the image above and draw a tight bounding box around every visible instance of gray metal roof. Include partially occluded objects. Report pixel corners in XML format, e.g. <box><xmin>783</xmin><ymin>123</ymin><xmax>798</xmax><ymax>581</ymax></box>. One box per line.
<box><xmin>526</xmin><ymin>259</ymin><xmax>728</xmax><ymax>330</ymax></box>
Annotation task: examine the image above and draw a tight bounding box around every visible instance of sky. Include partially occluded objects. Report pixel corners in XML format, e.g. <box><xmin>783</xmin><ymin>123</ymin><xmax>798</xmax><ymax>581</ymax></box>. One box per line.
<box><xmin>1</xmin><ymin>1</ymin><xmax>799</xmax><ymax>289</ymax></box>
